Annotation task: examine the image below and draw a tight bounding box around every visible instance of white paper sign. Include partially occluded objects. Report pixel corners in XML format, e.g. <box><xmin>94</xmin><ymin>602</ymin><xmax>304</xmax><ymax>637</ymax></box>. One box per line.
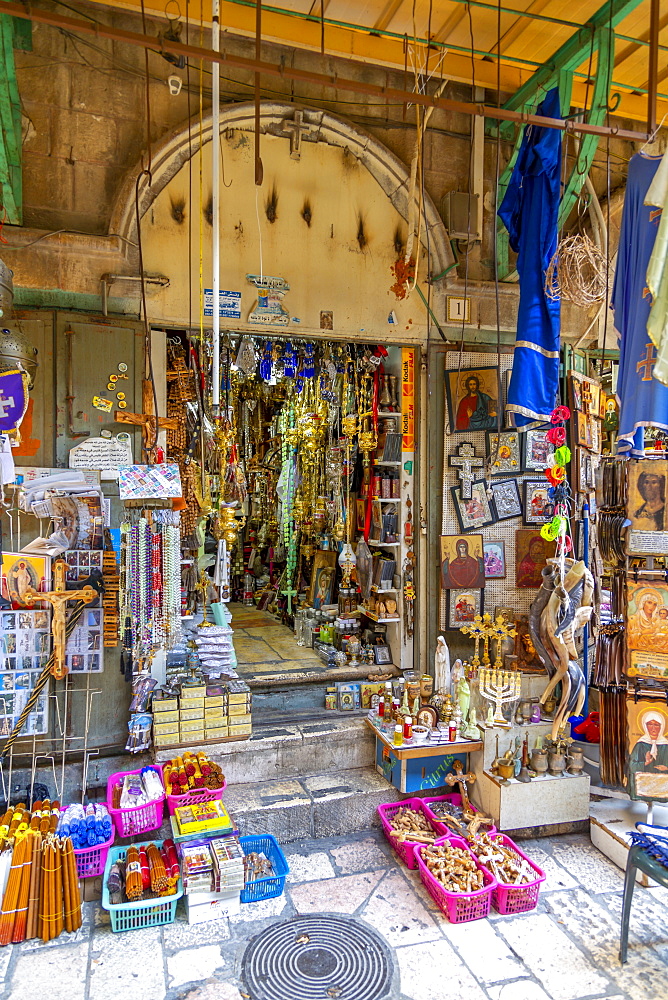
<box><xmin>68</xmin><ymin>436</ymin><xmax>132</xmax><ymax>477</ymax></box>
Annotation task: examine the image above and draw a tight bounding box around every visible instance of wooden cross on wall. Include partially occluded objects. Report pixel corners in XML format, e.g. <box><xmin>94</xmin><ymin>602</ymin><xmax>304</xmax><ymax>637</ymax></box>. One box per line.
<box><xmin>115</xmin><ymin>379</ymin><xmax>178</xmax><ymax>461</ymax></box>
<box><xmin>449</xmin><ymin>441</ymin><xmax>484</xmax><ymax>500</ymax></box>
<box><xmin>281</xmin><ymin>110</ymin><xmax>315</xmax><ymax>160</ymax></box>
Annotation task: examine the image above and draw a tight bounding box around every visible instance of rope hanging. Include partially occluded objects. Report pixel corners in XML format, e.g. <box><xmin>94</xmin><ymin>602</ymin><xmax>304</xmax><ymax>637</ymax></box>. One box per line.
<box><xmin>545</xmin><ymin>231</ymin><xmax>610</xmax><ymax>306</ymax></box>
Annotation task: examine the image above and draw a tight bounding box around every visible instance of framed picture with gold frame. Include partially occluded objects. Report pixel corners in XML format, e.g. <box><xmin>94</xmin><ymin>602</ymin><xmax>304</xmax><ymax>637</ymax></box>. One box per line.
<box><xmin>310</xmin><ymin>551</ymin><xmax>337</xmax><ymax>608</ymax></box>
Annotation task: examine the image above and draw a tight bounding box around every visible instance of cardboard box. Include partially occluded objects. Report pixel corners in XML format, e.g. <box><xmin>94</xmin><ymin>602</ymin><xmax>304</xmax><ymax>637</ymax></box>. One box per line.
<box><xmin>228</xmin><ymin>704</ymin><xmax>251</xmax><ymax>717</ymax></box>
<box><xmin>180</xmin><ymin>708</ymin><xmax>205</xmax><ymax>722</ymax></box>
<box><xmin>185</xmin><ymin>892</ymin><xmax>241</xmax><ymax>923</ymax></box>
<box><xmin>153</xmin><ymin>696</ymin><xmax>179</xmax><ymax>712</ymax></box>
<box><xmin>204</xmin><ymin>708</ymin><xmax>227</xmax><ymax>722</ymax></box>
<box><xmin>205</xmin><ymin>696</ymin><xmax>226</xmax><ymax>708</ymax></box>
<box><xmin>175</xmin><ymin>799</ymin><xmax>232</xmax><ymax>834</ymax></box>
<box><xmin>181</xmin><ymin>684</ymin><xmax>207</xmax><ymax>697</ymax></box>
<box><xmin>153</xmin><ymin>720</ymin><xmax>180</xmax><ymax>737</ymax></box>
<box><xmin>152</xmin><ymin>707</ymin><xmax>179</xmax><ymax>723</ymax></box>
<box><xmin>205</xmin><ymin>727</ymin><xmax>230</xmax><ymax>740</ymax></box>
<box><xmin>180</xmin><ymin>697</ymin><xmax>205</xmax><ymax>709</ymax></box>
<box><xmin>226</xmin><ymin>712</ymin><xmax>251</xmax><ymax>726</ymax></box>
<box><xmin>228</xmin><ymin>693</ymin><xmax>249</xmax><ymax>706</ymax></box>
<box><xmin>228</xmin><ymin>723</ymin><xmax>252</xmax><ymax>738</ymax></box>
<box><xmin>179</xmin><ymin>729</ymin><xmax>205</xmax><ymax>743</ymax></box>
<box><xmin>180</xmin><ymin>718</ymin><xmax>205</xmax><ymax>733</ymax></box>
<box><xmin>154</xmin><ymin>733</ymin><xmax>178</xmax><ymax>747</ymax></box>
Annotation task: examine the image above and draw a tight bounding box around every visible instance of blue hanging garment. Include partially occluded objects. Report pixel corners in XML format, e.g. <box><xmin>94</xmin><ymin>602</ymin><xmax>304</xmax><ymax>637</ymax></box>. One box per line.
<box><xmin>498</xmin><ymin>87</ymin><xmax>562</xmax><ymax>427</ymax></box>
<box><xmin>611</xmin><ymin>152</ymin><xmax>668</xmax><ymax>455</ymax></box>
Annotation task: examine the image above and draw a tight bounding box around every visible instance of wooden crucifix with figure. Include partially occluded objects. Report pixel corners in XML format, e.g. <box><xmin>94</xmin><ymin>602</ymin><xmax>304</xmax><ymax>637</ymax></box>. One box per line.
<box><xmin>23</xmin><ymin>559</ymin><xmax>97</xmax><ymax>680</ymax></box>
<box><xmin>115</xmin><ymin>379</ymin><xmax>178</xmax><ymax>461</ymax></box>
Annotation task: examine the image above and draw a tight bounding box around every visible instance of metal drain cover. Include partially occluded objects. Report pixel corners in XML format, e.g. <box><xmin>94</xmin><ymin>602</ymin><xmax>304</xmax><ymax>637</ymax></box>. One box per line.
<box><xmin>242</xmin><ymin>915</ymin><xmax>393</xmax><ymax>1000</ymax></box>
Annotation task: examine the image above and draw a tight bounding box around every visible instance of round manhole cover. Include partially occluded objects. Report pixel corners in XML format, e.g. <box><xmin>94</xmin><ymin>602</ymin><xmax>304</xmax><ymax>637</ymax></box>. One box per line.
<box><xmin>242</xmin><ymin>914</ymin><xmax>394</xmax><ymax>1000</ymax></box>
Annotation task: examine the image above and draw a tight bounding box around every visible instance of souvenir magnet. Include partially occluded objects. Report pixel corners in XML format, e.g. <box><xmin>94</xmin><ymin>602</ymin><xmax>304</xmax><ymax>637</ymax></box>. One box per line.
<box><xmin>107</xmin><ymin>383</ymin><xmax>115</xmax><ymax>390</ymax></box>
<box><xmin>118</xmin><ymin>363</ymin><xmax>128</xmax><ymax>372</ymax></box>
<box><xmin>109</xmin><ymin>374</ymin><xmax>119</xmax><ymax>382</ymax></box>
<box><xmin>118</xmin><ymin>400</ymin><xmax>127</xmax><ymax>409</ymax></box>
<box><xmin>92</xmin><ymin>396</ymin><xmax>113</xmax><ymax>413</ymax></box>
<box><xmin>116</xmin><ymin>392</ymin><xmax>126</xmax><ymax>400</ymax></box>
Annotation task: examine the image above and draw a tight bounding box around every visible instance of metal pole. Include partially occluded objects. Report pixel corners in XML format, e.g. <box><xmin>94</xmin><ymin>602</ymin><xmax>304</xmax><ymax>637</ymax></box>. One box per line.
<box><xmin>582</xmin><ymin>500</ymin><xmax>590</xmax><ymax>718</ymax></box>
<box><xmin>648</xmin><ymin>0</ymin><xmax>660</xmax><ymax>136</ymax></box>
<box><xmin>211</xmin><ymin>0</ymin><xmax>221</xmax><ymax>414</ymax></box>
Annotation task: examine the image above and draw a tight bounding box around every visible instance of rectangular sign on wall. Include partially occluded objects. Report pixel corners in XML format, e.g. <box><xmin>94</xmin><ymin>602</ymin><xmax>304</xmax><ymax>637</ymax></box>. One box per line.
<box><xmin>401</xmin><ymin>348</ymin><xmax>415</xmax><ymax>452</ymax></box>
<box><xmin>203</xmin><ymin>289</ymin><xmax>242</xmax><ymax>319</ymax></box>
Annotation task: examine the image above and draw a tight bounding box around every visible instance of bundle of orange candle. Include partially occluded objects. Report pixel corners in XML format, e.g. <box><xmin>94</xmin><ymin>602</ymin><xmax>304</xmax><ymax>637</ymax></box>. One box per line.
<box><xmin>0</xmin><ymin>800</ymin><xmax>82</xmax><ymax>945</ymax></box>
<box><xmin>163</xmin><ymin>753</ymin><xmax>225</xmax><ymax>795</ymax></box>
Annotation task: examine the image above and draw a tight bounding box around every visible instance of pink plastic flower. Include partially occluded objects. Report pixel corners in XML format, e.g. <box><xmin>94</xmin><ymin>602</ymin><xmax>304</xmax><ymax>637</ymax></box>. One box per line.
<box><xmin>550</xmin><ymin>405</ymin><xmax>571</xmax><ymax>424</ymax></box>
<box><xmin>546</xmin><ymin>426</ymin><xmax>566</xmax><ymax>446</ymax></box>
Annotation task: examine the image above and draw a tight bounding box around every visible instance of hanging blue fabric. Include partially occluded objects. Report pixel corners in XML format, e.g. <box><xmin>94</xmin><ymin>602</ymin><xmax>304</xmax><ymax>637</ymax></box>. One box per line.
<box><xmin>611</xmin><ymin>152</ymin><xmax>668</xmax><ymax>455</ymax></box>
<box><xmin>498</xmin><ymin>87</ymin><xmax>562</xmax><ymax>427</ymax></box>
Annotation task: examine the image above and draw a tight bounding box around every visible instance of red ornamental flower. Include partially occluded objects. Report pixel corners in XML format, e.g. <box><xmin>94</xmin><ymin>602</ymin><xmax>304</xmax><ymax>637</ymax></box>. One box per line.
<box><xmin>545</xmin><ymin>465</ymin><xmax>566</xmax><ymax>485</ymax></box>
<box><xmin>556</xmin><ymin>534</ymin><xmax>573</xmax><ymax>554</ymax></box>
<box><xmin>546</xmin><ymin>427</ymin><xmax>566</xmax><ymax>446</ymax></box>
<box><xmin>550</xmin><ymin>405</ymin><xmax>571</xmax><ymax>424</ymax></box>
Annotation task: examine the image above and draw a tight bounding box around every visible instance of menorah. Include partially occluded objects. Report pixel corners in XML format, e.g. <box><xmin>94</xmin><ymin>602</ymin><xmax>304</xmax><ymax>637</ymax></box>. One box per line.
<box><xmin>478</xmin><ymin>667</ymin><xmax>522</xmax><ymax>728</ymax></box>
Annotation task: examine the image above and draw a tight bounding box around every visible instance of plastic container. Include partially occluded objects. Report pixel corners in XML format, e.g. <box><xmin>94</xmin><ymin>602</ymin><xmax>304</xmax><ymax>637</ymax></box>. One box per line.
<box><xmin>422</xmin><ymin>793</ymin><xmax>497</xmax><ymax>839</ymax></box>
<box><xmin>415</xmin><ymin>835</ymin><xmax>496</xmax><ymax>923</ymax></box>
<box><xmin>480</xmin><ymin>834</ymin><xmax>546</xmax><ymax>914</ymax></box>
<box><xmin>106</xmin><ymin>766</ymin><xmax>165</xmax><ymax>838</ymax></box>
<box><xmin>377</xmin><ymin>798</ymin><xmax>448</xmax><ymax>870</ymax></box>
<box><xmin>240</xmin><ymin>834</ymin><xmax>290</xmax><ymax>903</ymax></box>
<box><xmin>73</xmin><ymin>827</ymin><xmax>115</xmax><ymax>879</ymax></box>
<box><xmin>166</xmin><ymin>780</ymin><xmax>227</xmax><ymax>817</ymax></box>
<box><xmin>102</xmin><ymin>841</ymin><xmax>182</xmax><ymax>932</ymax></box>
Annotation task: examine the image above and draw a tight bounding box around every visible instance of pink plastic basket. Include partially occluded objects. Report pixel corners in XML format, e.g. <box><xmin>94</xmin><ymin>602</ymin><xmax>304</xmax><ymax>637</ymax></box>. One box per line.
<box><xmin>166</xmin><ymin>780</ymin><xmax>227</xmax><ymax>816</ymax></box>
<box><xmin>73</xmin><ymin>827</ymin><xmax>115</xmax><ymax>879</ymax></box>
<box><xmin>377</xmin><ymin>798</ymin><xmax>448</xmax><ymax>870</ymax></box>
<box><xmin>107</xmin><ymin>766</ymin><xmax>165</xmax><ymax>838</ymax></box>
<box><xmin>415</xmin><ymin>836</ymin><xmax>496</xmax><ymax>923</ymax></box>
<box><xmin>476</xmin><ymin>834</ymin><xmax>546</xmax><ymax>914</ymax></box>
<box><xmin>422</xmin><ymin>793</ymin><xmax>497</xmax><ymax>839</ymax></box>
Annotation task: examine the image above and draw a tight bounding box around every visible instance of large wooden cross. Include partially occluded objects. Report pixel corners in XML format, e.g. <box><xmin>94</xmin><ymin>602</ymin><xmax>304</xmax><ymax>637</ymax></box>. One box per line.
<box><xmin>115</xmin><ymin>379</ymin><xmax>178</xmax><ymax>461</ymax></box>
<box><xmin>23</xmin><ymin>559</ymin><xmax>97</xmax><ymax>680</ymax></box>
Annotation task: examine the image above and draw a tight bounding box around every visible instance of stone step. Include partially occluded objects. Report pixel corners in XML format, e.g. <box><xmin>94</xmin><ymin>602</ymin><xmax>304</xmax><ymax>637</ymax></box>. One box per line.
<box><xmin>222</xmin><ymin>766</ymin><xmax>406</xmax><ymax>841</ymax></box>
<box><xmin>155</xmin><ymin>717</ymin><xmax>375</xmax><ymax>783</ymax></box>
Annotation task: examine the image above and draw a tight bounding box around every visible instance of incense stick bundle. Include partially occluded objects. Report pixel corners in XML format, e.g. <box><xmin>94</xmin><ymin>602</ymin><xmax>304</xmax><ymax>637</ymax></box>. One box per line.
<box><xmin>11</xmin><ymin>830</ymin><xmax>35</xmax><ymax>943</ymax></box>
<box><xmin>0</xmin><ymin>835</ymin><xmax>28</xmax><ymax>945</ymax></box>
<box><xmin>25</xmin><ymin>830</ymin><xmax>42</xmax><ymax>939</ymax></box>
<box><xmin>146</xmin><ymin>843</ymin><xmax>167</xmax><ymax>893</ymax></box>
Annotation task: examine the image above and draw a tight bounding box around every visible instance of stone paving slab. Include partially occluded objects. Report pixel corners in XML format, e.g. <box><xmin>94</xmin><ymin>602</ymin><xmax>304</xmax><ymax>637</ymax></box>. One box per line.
<box><xmin>0</xmin><ymin>829</ymin><xmax>665</xmax><ymax>1000</ymax></box>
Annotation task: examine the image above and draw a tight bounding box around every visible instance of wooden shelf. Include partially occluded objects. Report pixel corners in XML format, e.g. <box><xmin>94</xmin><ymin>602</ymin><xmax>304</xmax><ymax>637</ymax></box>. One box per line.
<box><xmin>368</xmin><ymin>540</ymin><xmax>400</xmax><ymax>547</ymax></box>
<box><xmin>375</xmin><ymin>498</ymin><xmax>401</xmax><ymax>504</ymax></box>
<box><xmin>377</xmin><ymin>411</ymin><xmax>401</xmax><ymax>418</ymax></box>
<box><xmin>366</xmin><ymin>718</ymin><xmax>483</xmax><ymax>759</ymax></box>
<box><xmin>371</xmin><ymin>586</ymin><xmax>398</xmax><ymax>594</ymax></box>
<box><xmin>357</xmin><ymin>606</ymin><xmax>400</xmax><ymax>623</ymax></box>
<box><xmin>374</xmin><ymin>461</ymin><xmax>401</xmax><ymax>467</ymax></box>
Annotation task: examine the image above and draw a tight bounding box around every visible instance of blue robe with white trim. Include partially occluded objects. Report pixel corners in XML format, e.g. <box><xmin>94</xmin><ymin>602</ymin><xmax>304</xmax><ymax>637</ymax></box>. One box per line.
<box><xmin>498</xmin><ymin>88</ymin><xmax>562</xmax><ymax>427</ymax></box>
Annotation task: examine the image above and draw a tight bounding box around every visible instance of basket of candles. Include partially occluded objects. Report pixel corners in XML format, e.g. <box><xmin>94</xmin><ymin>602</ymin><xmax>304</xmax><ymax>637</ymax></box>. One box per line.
<box><xmin>239</xmin><ymin>835</ymin><xmax>289</xmax><ymax>903</ymax></box>
<box><xmin>106</xmin><ymin>766</ymin><xmax>165</xmax><ymax>838</ymax></box>
<box><xmin>163</xmin><ymin>752</ymin><xmax>226</xmax><ymax>816</ymax></box>
<box><xmin>377</xmin><ymin>799</ymin><xmax>449</xmax><ymax>869</ymax></box>
<box><xmin>102</xmin><ymin>839</ymin><xmax>182</xmax><ymax>932</ymax></box>
<box><xmin>57</xmin><ymin>803</ymin><xmax>115</xmax><ymax>879</ymax></box>
<box><xmin>465</xmin><ymin>832</ymin><xmax>546</xmax><ymax>914</ymax></box>
<box><xmin>415</xmin><ymin>836</ymin><xmax>496</xmax><ymax>923</ymax></box>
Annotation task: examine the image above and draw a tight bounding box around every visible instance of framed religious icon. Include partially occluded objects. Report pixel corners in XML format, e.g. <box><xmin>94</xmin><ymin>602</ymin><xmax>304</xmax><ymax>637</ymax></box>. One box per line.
<box><xmin>522</xmin><ymin>480</ymin><xmax>554</xmax><ymax>526</ymax></box>
<box><xmin>489</xmin><ymin>479</ymin><xmax>522</xmax><ymax>521</ymax></box>
<box><xmin>440</xmin><ymin>535</ymin><xmax>485</xmax><ymax>590</ymax></box>
<box><xmin>445</xmin><ymin>366</ymin><xmax>499</xmax><ymax>433</ymax></box>
<box><xmin>310</xmin><ymin>551</ymin><xmax>337</xmax><ymax>608</ymax></box>
<box><xmin>1</xmin><ymin>554</ymin><xmax>50</xmax><ymax>608</ymax></box>
<box><xmin>627</xmin><ymin>699</ymin><xmax>668</xmax><ymax>801</ymax></box>
<box><xmin>516</xmin><ymin>530</ymin><xmax>556</xmax><ymax>588</ymax></box>
<box><xmin>576</xmin><ymin>411</ymin><xmax>590</xmax><ymax>448</ymax></box>
<box><xmin>627</xmin><ymin>461</ymin><xmax>668</xmax><ymax>555</ymax></box>
<box><xmin>523</xmin><ymin>429</ymin><xmax>555</xmax><ymax>472</ymax></box>
<box><xmin>447</xmin><ymin>589</ymin><xmax>484</xmax><ymax>628</ymax></box>
<box><xmin>626</xmin><ymin>582</ymin><xmax>668</xmax><ymax>679</ymax></box>
<box><xmin>574</xmin><ymin>448</ymin><xmax>594</xmax><ymax>495</ymax></box>
<box><xmin>486</xmin><ymin>429</ymin><xmax>521</xmax><ymax>475</ymax></box>
<box><xmin>514</xmin><ymin>614</ymin><xmax>544</xmax><ymax>672</ymax></box>
<box><xmin>451</xmin><ymin>480</ymin><xmax>495</xmax><ymax>533</ymax></box>
<box><xmin>373</xmin><ymin>644</ymin><xmax>392</xmax><ymax>665</ymax></box>
<box><xmin>483</xmin><ymin>541</ymin><xmax>506</xmax><ymax>579</ymax></box>
<box><xmin>590</xmin><ymin>417</ymin><xmax>601</xmax><ymax>455</ymax></box>
<box><xmin>568</xmin><ymin>372</ymin><xmax>584</xmax><ymax>412</ymax></box>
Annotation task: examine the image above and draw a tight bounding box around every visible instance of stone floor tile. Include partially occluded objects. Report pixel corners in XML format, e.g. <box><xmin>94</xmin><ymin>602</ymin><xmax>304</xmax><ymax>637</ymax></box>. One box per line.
<box><xmin>285</xmin><ymin>850</ymin><xmax>337</xmax><ymax>883</ymax></box>
<box><xmin>7</xmin><ymin>942</ymin><xmax>89</xmax><ymax>1000</ymax></box>
<box><xmin>604</xmin><ymin>884</ymin><xmax>668</xmax><ymax>949</ymax></box>
<box><xmin>89</xmin><ymin>925</ymin><xmax>165</xmax><ymax>1000</ymax></box>
<box><xmin>497</xmin><ymin>912</ymin><xmax>611</xmax><ymax>1000</ymax></box>
<box><xmin>545</xmin><ymin>888</ymin><xmax>668</xmax><ymax>1000</ymax></box>
<box><xmin>330</xmin><ymin>836</ymin><xmax>391</xmax><ymax>874</ymax></box>
<box><xmin>167</xmin><ymin>944</ymin><xmax>225</xmax><ymax>990</ymax></box>
<box><xmin>231</xmin><ymin>893</ymin><xmax>292</xmax><ymax>924</ymax></box>
<box><xmin>398</xmin><ymin>866</ymin><xmax>441</xmax><ymax>912</ymax></box>
<box><xmin>162</xmin><ymin>912</ymin><xmax>231</xmax><ymax>951</ymax></box>
<box><xmin>486</xmin><ymin>982</ymin><xmax>553</xmax><ymax>1000</ymax></box>
<box><xmin>550</xmin><ymin>839</ymin><xmax>625</xmax><ymax>893</ymax></box>
<box><xmin>289</xmin><ymin>871</ymin><xmax>385</xmax><ymax>914</ymax></box>
<box><xmin>19</xmin><ymin>900</ymin><xmax>92</xmax><ymax>951</ymax></box>
<box><xmin>0</xmin><ymin>946</ymin><xmax>12</xmax><ymax>983</ymax></box>
<box><xmin>360</xmin><ymin>870</ymin><xmax>442</xmax><ymax>947</ymax></box>
<box><xmin>517</xmin><ymin>843</ymin><xmax>579</xmax><ymax>892</ymax></box>
<box><xmin>396</xmin><ymin>939</ymin><xmax>488</xmax><ymax>1000</ymax></box>
<box><xmin>175</xmin><ymin>982</ymin><xmax>244</xmax><ymax>1000</ymax></box>
<box><xmin>233</xmin><ymin>638</ymin><xmax>281</xmax><ymax>663</ymax></box>
<box><xmin>441</xmin><ymin>918</ymin><xmax>528</xmax><ymax>984</ymax></box>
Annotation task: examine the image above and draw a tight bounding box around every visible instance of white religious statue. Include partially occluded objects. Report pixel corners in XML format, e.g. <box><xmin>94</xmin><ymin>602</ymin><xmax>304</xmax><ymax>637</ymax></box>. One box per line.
<box><xmin>456</xmin><ymin>674</ymin><xmax>471</xmax><ymax>724</ymax></box>
<box><xmin>434</xmin><ymin>636</ymin><xmax>451</xmax><ymax>694</ymax></box>
<box><xmin>451</xmin><ymin>658</ymin><xmax>465</xmax><ymax>694</ymax></box>
<box><xmin>464</xmin><ymin>707</ymin><xmax>480</xmax><ymax>740</ymax></box>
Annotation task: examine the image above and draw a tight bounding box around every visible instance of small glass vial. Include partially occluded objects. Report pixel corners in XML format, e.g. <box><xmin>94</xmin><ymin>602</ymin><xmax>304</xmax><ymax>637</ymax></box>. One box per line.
<box><xmin>448</xmin><ymin>722</ymin><xmax>457</xmax><ymax>741</ymax></box>
<box><xmin>393</xmin><ymin>724</ymin><xmax>404</xmax><ymax>747</ymax></box>
<box><xmin>403</xmin><ymin>715</ymin><xmax>413</xmax><ymax>741</ymax></box>
<box><xmin>378</xmin><ymin>695</ymin><xmax>385</xmax><ymax>721</ymax></box>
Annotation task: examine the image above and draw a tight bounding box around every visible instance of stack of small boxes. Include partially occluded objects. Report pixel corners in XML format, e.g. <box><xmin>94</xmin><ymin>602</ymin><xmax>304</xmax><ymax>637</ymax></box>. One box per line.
<box><xmin>152</xmin><ymin>680</ymin><xmax>252</xmax><ymax>749</ymax></box>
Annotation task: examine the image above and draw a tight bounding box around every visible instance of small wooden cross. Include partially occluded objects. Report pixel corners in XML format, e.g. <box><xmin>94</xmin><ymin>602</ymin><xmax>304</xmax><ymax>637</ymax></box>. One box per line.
<box><xmin>281</xmin><ymin>110</ymin><xmax>315</xmax><ymax>160</ymax></box>
<box><xmin>449</xmin><ymin>441</ymin><xmax>484</xmax><ymax>500</ymax></box>
<box><xmin>445</xmin><ymin>759</ymin><xmax>477</xmax><ymax>815</ymax></box>
<box><xmin>23</xmin><ymin>559</ymin><xmax>97</xmax><ymax>680</ymax></box>
<box><xmin>114</xmin><ymin>379</ymin><xmax>178</xmax><ymax>461</ymax></box>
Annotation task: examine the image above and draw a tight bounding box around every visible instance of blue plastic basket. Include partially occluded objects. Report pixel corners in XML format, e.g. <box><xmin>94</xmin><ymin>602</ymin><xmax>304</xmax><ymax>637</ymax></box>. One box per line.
<box><xmin>240</xmin><ymin>834</ymin><xmax>289</xmax><ymax>903</ymax></box>
<box><xmin>102</xmin><ymin>841</ymin><xmax>183</xmax><ymax>932</ymax></box>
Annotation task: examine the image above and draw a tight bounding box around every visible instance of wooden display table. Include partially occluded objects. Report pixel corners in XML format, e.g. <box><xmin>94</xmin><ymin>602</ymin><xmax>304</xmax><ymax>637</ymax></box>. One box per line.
<box><xmin>366</xmin><ymin>718</ymin><xmax>483</xmax><ymax>793</ymax></box>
